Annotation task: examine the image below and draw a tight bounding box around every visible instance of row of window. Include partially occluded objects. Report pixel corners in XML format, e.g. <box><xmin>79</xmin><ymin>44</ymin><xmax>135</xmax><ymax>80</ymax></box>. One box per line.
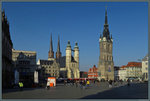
<box><xmin>44</xmin><ymin>66</ymin><xmax>57</xmax><ymax>68</ymax></box>
<box><xmin>45</xmin><ymin>70</ymin><xmax>58</xmax><ymax>72</ymax></box>
<box><xmin>43</xmin><ymin>73</ymin><xmax>58</xmax><ymax>76</ymax></box>
<box><xmin>18</xmin><ymin>54</ymin><xmax>35</xmax><ymax>58</ymax></box>
<box><xmin>18</xmin><ymin>61</ymin><xmax>30</xmax><ymax>65</ymax></box>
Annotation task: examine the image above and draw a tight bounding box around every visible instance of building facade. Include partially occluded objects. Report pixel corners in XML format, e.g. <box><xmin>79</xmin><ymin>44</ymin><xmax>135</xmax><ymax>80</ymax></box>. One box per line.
<box><xmin>88</xmin><ymin>65</ymin><xmax>98</xmax><ymax>79</ymax></box>
<box><xmin>37</xmin><ymin>59</ymin><xmax>60</xmax><ymax>80</ymax></box>
<box><xmin>2</xmin><ymin>10</ymin><xmax>14</xmax><ymax>88</ymax></box>
<box><xmin>114</xmin><ymin>66</ymin><xmax>120</xmax><ymax>80</ymax></box>
<box><xmin>80</xmin><ymin>71</ymin><xmax>88</xmax><ymax>78</ymax></box>
<box><xmin>98</xmin><ymin>7</ymin><xmax>114</xmax><ymax>80</ymax></box>
<box><xmin>142</xmin><ymin>54</ymin><xmax>148</xmax><ymax>81</ymax></box>
<box><xmin>125</xmin><ymin>62</ymin><xmax>142</xmax><ymax>80</ymax></box>
<box><xmin>118</xmin><ymin>66</ymin><xmax>127</xmax><ymax>81</ymax></box>
<box><xmin>12</xmin><ymin>49</ymin><xmax>37</xmax><ymax>87</ymax></box>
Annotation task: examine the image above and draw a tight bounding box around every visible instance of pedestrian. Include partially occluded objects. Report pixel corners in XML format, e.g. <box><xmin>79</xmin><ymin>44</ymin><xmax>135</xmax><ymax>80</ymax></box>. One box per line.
<box><xmin>64</xmin><ymin>80</ymin><xmax>67</xmax><ymax>86</ymax></box>
<box><xmin>93</xmin><ymin>80</ymin><xmax>95</xmax><ymax>84</ymax></box>
<box><xmin>79</xmin><ymin>80</ymin><xmax>83</xmax><ymax>89</ymax></box>
<box><xmin>120</xmin><ymin>79</ymin><xmax>123</xmax><ymax>85</ymax></box>
<box><xmin>86</xmin><ymin>80</ymin><xmax>90</xmax><ymax>88</ymax></box>
<box><xmin>82</xmin><ymin>80</ymin><xmax>86</xmax><ymax>89</ymax></box>
<box><xmin>96</xmin><ymin>79</ymin><xmax>99</xmax><ymax>87</ymax></box>
<box><xmin>108</xmin><ymin>80</ymin><xmax>113</xmax><ymax>88</ymax></box>
<box><xmin>114</xmin><ymin>80</ymin><xmax>117</xmax><ymax>87</ymax></box>
<box><xmin>19</xmin><ymin>81</ymin><xmax>23</xmax><ymax>91</ymax></box>
<box><xmin>72</xmin><ymin>80</ymin><xmax>74</xmax><ymax>86</ymax></box>
<box><xmin>46</xmin><ymin>81</ymin><xmax>50</xmax><ymax>90</ymax></box>
<box><xmin>127</xmin><ymin>79</ymin><xmax>130</xmax><ymax>86</ymax></box>
<box><xmin>75</xmin><ymin>80</ymin><xmax>78</xmax><ymax>88</ymax></box>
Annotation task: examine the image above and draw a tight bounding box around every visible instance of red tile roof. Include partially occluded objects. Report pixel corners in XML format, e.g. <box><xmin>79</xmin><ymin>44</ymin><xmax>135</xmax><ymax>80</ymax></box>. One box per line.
<box><xmin>121</xmin><ymin>62</ymin><xmax>142</xmax><ymax>69</ymax></box>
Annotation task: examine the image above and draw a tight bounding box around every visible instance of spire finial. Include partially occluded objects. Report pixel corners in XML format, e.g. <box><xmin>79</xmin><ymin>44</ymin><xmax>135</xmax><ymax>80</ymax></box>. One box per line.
<box><xmin>111</xmin><ymin>33</ymin><xmax>112</xmax><ymax>39</ymax></box>
<box><xmin>68</xmin><ymin>40</ymin><xmax>70</xmax><ymax>44</ymax></box>
<box><xmin>2</xmin><ymin>9</ymin><xmax>5</xmax><ymax>17</ymax></box>
<box><xmin>105</xmin><ymin>6</ymin><xmax>108</xmax><ymax>25</ymax></box>
<box><xmin>100</xmin><ymin>32</ymin><xmax>102</xmax><ymax>38</ymax></box>
<box><xmin>75</xmin><ymin>42</ymin><xmax>78</xmax><ymax>46</ymax></box>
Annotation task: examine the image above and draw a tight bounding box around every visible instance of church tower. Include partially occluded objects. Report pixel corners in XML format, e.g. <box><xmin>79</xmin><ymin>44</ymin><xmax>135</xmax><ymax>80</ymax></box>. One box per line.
<box><xmin>74</xmin><ymin>42</ymin><xmax>79</xmax><ymax>63</ymax></box>
<box><xmin>66</xmin><ymin>40</ymin><xmax>72</xmax><ymax>78</ymax></box>
<box><xmin>98</xmin><ymin>7</ymin><xmax>114</xmax><ymax>80</ymax></box>
<box><xmin>48</xmin><ymin>33</ymin><xmax>54</xmax><ymax>60</ymax></box>
<box><xmin>56</xmin><ymin>35</ymin><xmax>61</xmax><ymax>59</ymax></box>
<box><xmin>74</xmin><ymin>42</ymin><xmax>80</xmax><ymax>78</ymax></box>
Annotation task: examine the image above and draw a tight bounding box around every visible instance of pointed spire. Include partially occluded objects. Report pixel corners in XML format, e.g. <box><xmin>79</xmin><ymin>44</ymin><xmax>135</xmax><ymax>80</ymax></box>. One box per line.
<box><xmin>2</xmin><ymin>9</ymin><xmax>5</xmax><ymax>18</ymax></box>
<box><xmin>102</xmin><ymin>6</ymin><xmax>111</xmax><ymax>40</ymax></box>
<box><xmin>56</xmin><ymin>35</ymin><xmax>61</xmax><ymax>59</ymax></box>
<box><xmin>2</xmin><ymin>10</ymin><xmax>6</xmax><ymax>22</ymax></box>
<box><xmin>57</xmin><ymin>35</ymin><xmax>60</xmax><ymax>53</ymax></box>
<box><xmin>48</xmin><ymin>33</ymin><xmax>54</xmax><ymax>59</ymax></box>
<box><xmin>104</xmin><ymin>6</ymin><xmax>108</xmax><ymax>27</ymax></box>
<box><xmin>50</xmin><ymin>33</ymin><xmax>53</xmax><ymax>52</ymax></box>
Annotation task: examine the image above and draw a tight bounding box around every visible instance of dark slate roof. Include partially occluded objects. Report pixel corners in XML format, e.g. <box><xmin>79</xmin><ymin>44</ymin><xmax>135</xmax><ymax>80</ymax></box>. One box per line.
<box><xmin>114</xmin><ymin>66</ymin><xmax>120</xmax><ymax>70</ymax></box>
<box><xmin>56</xmin><ymin>56</ymin><xmax>77</xmax><ymax>68</ymax></box>
<box><xmin>56</xmin><ymin>56</ymin><xmax>66</xmax><ymax>68</ymax></box>
<box><xmin>103</xmin><ymin>28</ymin><xmax>110</xmax><ymax>40</ymax></box>
<box><xmin>40</xmin><ymin>60</ymin><xmax>54</xmax><ymax>65</ymax></box>
<box><xmin>71</xmin><ymin>55</ymin><xmax>77</xmax><ymax>62</ymax></box>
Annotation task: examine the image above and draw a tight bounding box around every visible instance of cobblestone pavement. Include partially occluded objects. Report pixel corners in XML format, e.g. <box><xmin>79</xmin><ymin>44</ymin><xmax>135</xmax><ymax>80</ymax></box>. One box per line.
<box><xmin>2</xmin><ymin>82</ymin><xmax>148</xmax><ymax>99</ymax></box>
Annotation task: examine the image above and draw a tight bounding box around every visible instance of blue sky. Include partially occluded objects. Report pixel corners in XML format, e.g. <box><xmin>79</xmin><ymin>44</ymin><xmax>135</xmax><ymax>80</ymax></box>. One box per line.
<box><xmin>2</xmin><ymin>2</ymin><xmax>148</xmax><ymax>71</ymax></box>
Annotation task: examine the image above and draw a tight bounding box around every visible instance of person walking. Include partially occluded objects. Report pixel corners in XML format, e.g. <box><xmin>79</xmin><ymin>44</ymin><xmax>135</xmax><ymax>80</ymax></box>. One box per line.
<box><xmin>19</xmin><ymin>81</ymin><xmax>23</xmax><ymax>91</ymax></box>
<box><xmin>86</xmin><ymin>80</ymin><xmax>90</xmax><ymax>88</ymax></box>
<box><xmin>127</xmin><ymin>79</ymin><xmax>130</xmax><ymax>86</ymax></box>
<box><xmin>79</xmin><ymin>80</ymin><xmax>83</xmax><ymax>89</ymax></box>
<box><xmin>46</xmin><ymin>81</ymin><xmax>50</xmax><ymax>90</ymax></box>
<box><xmin>64</xmin><ymin>80</ymin><xmax>67</xmax><ymax>86</ymax></box>
<box><xmin>108</xmin><ymin>80</ymin><xmax>113</xmax><ymax>88</ymax></box>
<box><xmin>75</xmin><ymin>80</ymin><xmax>78</xmax><ymax>88</ymax></box>
<box><xmin>82</xmin><ymin>80</ymin><xmax>86</xmax><ymax>89</ymax></box>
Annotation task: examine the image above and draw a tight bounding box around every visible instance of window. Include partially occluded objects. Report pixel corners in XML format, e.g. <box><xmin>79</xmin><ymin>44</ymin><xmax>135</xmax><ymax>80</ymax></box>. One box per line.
<box><xmin>146</xmin><ymin>62</ymin><xmax>148</xmax><ymax>65</ymax></box>
<box><xmin>146</xmin><ymin>73</ymin><xmax>148</xmax><ymax>78</ymax></box>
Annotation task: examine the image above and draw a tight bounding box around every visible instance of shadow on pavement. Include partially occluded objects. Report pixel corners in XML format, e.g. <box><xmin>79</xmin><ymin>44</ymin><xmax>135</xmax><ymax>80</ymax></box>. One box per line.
<box><xmin>2</xmin><ymin>87</ymin><xmax>43</xmax><ymax>94</ymax></box>
<box><xmin>2</xmin><ymin>83</ymin><xmax>64</xmax><ymax>94</ymax></box>
<box><xmin>81</xmin><ymin>83</ymin><xmax>148</xmax><ymax>99</ymax></box>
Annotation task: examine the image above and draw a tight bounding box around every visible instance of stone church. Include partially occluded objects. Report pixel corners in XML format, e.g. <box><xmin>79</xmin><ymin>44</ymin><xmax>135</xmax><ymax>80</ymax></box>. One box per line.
<box><xmin>37</xmin><ymin>34</ymin><xmax>60</xmax><ymax>80</ymax></box>
<box><xmin>65</xmin><ymin>41</ymin><xmax>80</xmax><ymax>78</ymax></box>
<box><xmin>37</xmin><ymin>34</ymin><xmax>80</xmax><ymax>80</ymax></box>
<box><xmin>98</xmin><ymin>8</ymin><xmax>114</xmax><ymax>80</ymax></box>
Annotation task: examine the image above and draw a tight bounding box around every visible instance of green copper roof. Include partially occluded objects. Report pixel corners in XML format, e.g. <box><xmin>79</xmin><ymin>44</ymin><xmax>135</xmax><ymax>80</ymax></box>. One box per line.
<box><xmin>67</xmin><ymin>40</ymin><xmax>71</xmax><ymax>47</ymax></box>
<box><xmin>74</xmin><ymin>42</ymin><xmax>79</xmax><ymax>48</ymax></box>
